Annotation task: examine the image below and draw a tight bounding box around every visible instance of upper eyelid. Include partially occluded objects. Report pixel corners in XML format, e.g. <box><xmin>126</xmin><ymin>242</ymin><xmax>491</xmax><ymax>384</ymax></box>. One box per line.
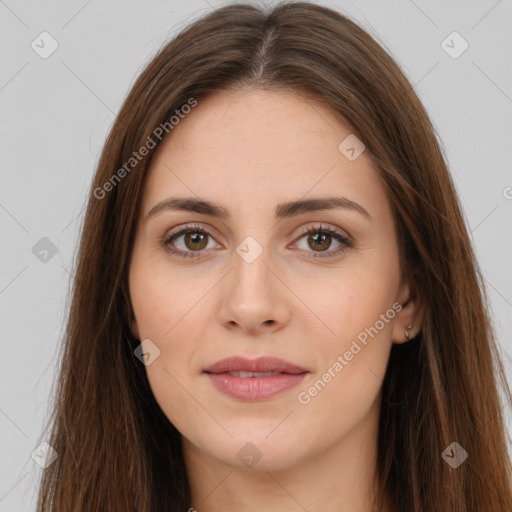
<box><xmin>297</xmin><ymin>223</ymin><xmax>349</xmax><ymax>238</ymax></box>
<box><xmin>168</xmin><ymin>222</ymin><xmax>221</xmax><ymax>236</ymax></box>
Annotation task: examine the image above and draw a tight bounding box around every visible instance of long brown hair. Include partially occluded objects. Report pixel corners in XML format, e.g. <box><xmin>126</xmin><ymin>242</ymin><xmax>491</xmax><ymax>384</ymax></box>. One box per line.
<box><xmin>36</xmin><ymin>2</ymin><xmax>512</xmax><ymax>510</ymax></box>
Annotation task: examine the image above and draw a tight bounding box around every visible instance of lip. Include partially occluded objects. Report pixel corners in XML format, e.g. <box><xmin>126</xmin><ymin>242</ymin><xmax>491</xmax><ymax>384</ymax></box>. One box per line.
<box><xmin>204</xmin><ymin>356</ymin><xmax>309</xmax><ymax>401</ymax></box>
<box><xmin>204</xmin><ymin>356</ymin><xmax>308</xmax><ymax>374</ymax></box>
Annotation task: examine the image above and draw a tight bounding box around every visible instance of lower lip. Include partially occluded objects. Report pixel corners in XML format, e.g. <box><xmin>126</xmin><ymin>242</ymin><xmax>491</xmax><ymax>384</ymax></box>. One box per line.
<box><xmin>205</xmin><ymin>372</ymin><xmax>308</xmax><ymax>400</ymax></box>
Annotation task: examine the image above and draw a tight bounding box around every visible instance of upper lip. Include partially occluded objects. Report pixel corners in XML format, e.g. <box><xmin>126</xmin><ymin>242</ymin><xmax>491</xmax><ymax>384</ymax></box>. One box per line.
<box><xmin>204</xmin><ymin>356</ymin><xmax>308</xmax><ymax>374</ymax></box>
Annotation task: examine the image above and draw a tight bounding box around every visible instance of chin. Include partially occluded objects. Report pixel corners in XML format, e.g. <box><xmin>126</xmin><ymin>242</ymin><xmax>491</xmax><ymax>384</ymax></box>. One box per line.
<box><xmin>203</xmin><ymin>431</ymin><xmax>308</xmax><ymax>472</ymax></box>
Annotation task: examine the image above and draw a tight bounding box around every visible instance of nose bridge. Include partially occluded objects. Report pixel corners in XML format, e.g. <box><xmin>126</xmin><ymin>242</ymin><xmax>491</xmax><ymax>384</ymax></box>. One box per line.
<box><xmin>232</xmin><ymin>233</ymin><xmax>273</xmax><ymax>300</ymax></box>
<box><xmin>217</xmin><ymin>231</ymin><xmax>289</xmax><ymax>332</ymax></box>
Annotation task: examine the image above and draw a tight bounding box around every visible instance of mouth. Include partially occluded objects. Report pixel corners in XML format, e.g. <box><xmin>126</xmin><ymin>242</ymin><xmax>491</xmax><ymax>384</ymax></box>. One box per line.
<box><xmin>203</xmin><ymin>356</ymin><xmax>309</xmax><ymax>401</ymax></box>
<box><xmin>216</xmin><ymin>370</ymin><xmax>285</xmax><ymax>378</ymax></box>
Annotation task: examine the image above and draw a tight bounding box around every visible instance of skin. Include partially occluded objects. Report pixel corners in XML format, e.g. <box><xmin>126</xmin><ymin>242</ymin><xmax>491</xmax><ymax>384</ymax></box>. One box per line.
<box><xmin>128</xmin><ymin>87</ymin><xmax>424</xmax><ymax>512</ymax></box>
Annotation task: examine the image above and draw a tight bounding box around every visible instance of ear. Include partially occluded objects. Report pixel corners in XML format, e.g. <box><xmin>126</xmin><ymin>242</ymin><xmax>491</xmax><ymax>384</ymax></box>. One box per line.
<box><xmin>126</xmin><ymin>296</ymin><xmax>140</xmax><ymax>340</ymax></box>
<box><xmin>392</xmin><ymin>276</ymin><xmax>425</xmax><ymax>344</ymax></box>
<box><xmin>123</xmin><ymin>282</ymin><xmax>140</xmax><ymax>340</ymax></box>
<box><xmin>122</xmin><ymin>285</ymin><xmax>140</xmax><ymax>340</ymax></box>
<box><xmin>131</xmin><ymin>316</ymin><xmax>140</xmax><ymax>340</ymax></box>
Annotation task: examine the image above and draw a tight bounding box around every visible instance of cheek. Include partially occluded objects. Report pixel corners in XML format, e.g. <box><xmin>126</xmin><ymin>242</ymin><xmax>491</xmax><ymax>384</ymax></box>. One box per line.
<box><xmin>129</xmin><ymin>253</ymin><xmax>209</xmax><ymax>340</ymax></box>
<box><xmin>296</xmin><ymin>254</ymin><xmax>399</xmax><ymax>411</ymax></box>
<box><xmin>306</xmin><ymin>259</ymin><xmax>399</xmax><ymax>351</ymax></box>
<box><xmin>129</xmin><ymin>254</ymin><xmax>217</xmax><ymax>391</ymax></box>
<box><xmin>129</xmin><ymin>266</ymin><xmax>206</xmax><ymax>432</ymax></box>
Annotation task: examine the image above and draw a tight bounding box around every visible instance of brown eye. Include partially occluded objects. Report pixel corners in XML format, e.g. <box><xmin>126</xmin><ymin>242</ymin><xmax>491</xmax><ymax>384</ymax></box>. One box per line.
<box><xmin>294</xmin><ymin>224</ymin><xmax>352</xmax><ymax>259</ymax></box>
<box><xmin>182</xmin><ymin>232</ymin><xmax>208</xmax><ymax>251</ymax></box>
<box><xmin>307</xmin><ymin>232</ymin><xmax>332</xmax><ymax>252</ymax></box>
<box><xmin>163</xmin><ymin>225</ymin><xmax>218</xmax><ymax>258</ymax></box>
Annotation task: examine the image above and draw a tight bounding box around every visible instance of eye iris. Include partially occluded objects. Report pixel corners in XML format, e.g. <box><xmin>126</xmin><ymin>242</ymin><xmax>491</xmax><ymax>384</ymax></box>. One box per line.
<box><xmin>185</xmin><ymin>232</ymin><xmax>207</xmax><ymax>251</ymax></box>
<box><xmin>308</xmin><ymin>232</ymin><xmax>331</xmax><ymax>251</ymax></box>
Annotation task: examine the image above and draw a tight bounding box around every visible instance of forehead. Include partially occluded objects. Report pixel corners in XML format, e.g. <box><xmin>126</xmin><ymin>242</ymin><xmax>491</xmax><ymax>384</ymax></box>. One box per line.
<box><xmin>159</xmin><ymin>87</ymin><xmax>350</xmax><ymax>160</ymax></box>
<box><xmin>140</xmin><ymin>87</ymin><xmax>388</xmax><ymax>221</ymax></box>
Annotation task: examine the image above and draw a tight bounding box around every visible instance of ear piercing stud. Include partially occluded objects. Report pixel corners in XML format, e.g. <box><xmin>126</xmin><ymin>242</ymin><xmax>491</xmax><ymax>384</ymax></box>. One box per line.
<box><xmin>404</xmin><ymin>324</ymin><xmax>413</xmax><ymax>340</ymax></box>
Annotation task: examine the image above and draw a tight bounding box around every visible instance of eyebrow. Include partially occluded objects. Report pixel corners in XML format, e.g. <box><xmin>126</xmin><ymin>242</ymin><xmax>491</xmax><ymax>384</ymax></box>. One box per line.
<box><xmin>146</xmin><ymin>195</ymin><xmax>371</xmax><ymax>221</ymax></box>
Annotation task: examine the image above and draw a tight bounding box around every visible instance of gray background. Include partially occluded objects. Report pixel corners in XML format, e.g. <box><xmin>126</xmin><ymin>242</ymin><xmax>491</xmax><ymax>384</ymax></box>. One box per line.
<box><xmin>1</xmin><ymin>0</ymin><xmax>511</xmax><ymax>509</ymax></box>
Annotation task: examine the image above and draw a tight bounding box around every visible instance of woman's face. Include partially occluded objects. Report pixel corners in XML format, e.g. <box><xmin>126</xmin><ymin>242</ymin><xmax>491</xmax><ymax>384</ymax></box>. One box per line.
<box><xmin>128</xmin><ymin>87</ymin><xmax>419</xmax><ymax>472</ymax></box>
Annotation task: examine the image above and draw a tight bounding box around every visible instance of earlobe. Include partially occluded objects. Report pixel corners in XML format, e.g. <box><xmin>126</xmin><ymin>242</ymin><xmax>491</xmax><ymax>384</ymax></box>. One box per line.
<box><xmin>404</xmin><ymin>324</ymin><xmax>413</xmax><ymax>340</ymax></box>
<box><xmin>131</xmin><ymin>318</ymin><xmax>140</xmax><ymax>340</ymax></box>
<box><xmin>392</xmin><ymin>279</ymin><xmax>425</xmax><ymax>344</ymax></box>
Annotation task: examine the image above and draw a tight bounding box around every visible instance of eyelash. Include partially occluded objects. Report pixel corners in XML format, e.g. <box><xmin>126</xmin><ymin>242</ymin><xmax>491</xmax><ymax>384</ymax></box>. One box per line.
<box><xmin>161</xmin><ymin>223</ymin><xmax>352</xmax><ymax>260</ymax></box>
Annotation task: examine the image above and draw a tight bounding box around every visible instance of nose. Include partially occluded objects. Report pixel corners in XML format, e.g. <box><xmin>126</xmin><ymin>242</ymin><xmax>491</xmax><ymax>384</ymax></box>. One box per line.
<box><xmin>217</xmin><ymin>243</ymin><xmax>291</xmax><ymax>336</ymax></box>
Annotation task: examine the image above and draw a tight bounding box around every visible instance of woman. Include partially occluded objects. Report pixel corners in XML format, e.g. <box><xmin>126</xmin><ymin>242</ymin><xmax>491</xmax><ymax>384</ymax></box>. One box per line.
<box><xmin>36</xmin><ymin>2</ymin><xmax>512</xmax><ymax>510</ymax></box>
